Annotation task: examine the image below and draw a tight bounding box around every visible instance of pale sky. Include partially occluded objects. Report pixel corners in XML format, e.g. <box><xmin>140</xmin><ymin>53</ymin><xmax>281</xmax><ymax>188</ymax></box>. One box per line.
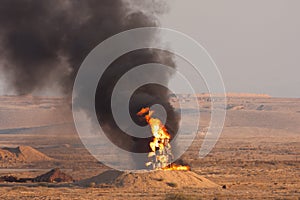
<box><xmin>162</xmin><ymin>0</ymin><xmax>300</xmax><ymax>97</ymax></box>
<box><xmin>0</xmin><ymin>1</ymin><xmax>299</xmax><ymax>98</ymax></box>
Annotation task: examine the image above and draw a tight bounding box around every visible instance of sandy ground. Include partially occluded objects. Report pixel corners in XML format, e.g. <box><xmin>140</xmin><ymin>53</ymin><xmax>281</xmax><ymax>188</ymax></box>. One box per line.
<box><xmin>0</xmin><ymin>95</ymin><xmax>299</xmax><ymax>199</ymax></box>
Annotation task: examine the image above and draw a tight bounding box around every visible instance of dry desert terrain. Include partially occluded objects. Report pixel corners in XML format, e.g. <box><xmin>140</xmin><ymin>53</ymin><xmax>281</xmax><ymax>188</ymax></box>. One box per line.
<box><xmin>0</xmin><ymin>94</ymin><xmax>299</xmax><ymax>199</ymax></box>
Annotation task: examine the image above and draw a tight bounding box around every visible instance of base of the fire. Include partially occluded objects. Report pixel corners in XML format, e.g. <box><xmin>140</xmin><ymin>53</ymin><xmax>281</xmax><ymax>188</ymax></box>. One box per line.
<box><xmin>138</xmin><ymin>107</ymin><xmax>190</xmax><ymax>171</ymax></box>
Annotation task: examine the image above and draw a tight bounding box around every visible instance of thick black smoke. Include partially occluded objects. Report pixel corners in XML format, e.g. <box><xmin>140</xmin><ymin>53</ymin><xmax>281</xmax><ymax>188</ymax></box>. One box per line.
<box><xmin>0</xmin><ymin>0</ymin><xmax>179</xmax><ymax>167</ymax></box>
<box><xmin>96</xmin><ymin>49</ymin><xmax>180</xmax><ymax>153</ymax></box>
<box><xmin>0</xmin><ymin>0</ymin><xmax>158</xmax><ymax>93</ymax></box>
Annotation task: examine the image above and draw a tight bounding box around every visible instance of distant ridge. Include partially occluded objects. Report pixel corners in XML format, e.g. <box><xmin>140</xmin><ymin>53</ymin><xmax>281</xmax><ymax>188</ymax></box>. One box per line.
<box><xmin>225</xmin><ymin>93</ymin><xmax>271</xmax><ymax>98</ymax></box>
<box><xmin>192</xmin><ymin>93</ymin><xmax>271</xmax><ymax>98</ymax></box>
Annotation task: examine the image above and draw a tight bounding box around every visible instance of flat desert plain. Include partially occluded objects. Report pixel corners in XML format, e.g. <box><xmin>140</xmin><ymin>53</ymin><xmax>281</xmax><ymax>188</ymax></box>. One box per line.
<box><xmin>0</xmin><ymin>94</ymin><xmax>299</xmax><ymax>199</ymax></box>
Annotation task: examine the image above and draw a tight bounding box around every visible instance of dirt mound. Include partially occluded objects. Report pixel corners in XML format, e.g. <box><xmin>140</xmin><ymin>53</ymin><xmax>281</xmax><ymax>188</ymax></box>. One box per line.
<box><xmin>0</xmin><ymin>175</ymin><xmax>18</xmax><ymax>183</ymax></box>
<box><xmin>34</xmin><ymin>168</ymin><xmax>73</xmax><ymax>183</ymax></box>
<box><xmin>0</xmin><ymin>168</ymin><xmax>73</xmax><ymax>183</ymax></box>
<box><xmin>256</xmin><ymin>104</ymin><xmax>272</xmax><ymax>111</ymax></box>
<box><xmin>0</xmin><ymin>175</ymin><xmax>33</xmax><ymax>183</ymax></box>
<box><xmin>227</xmin><ymin>104</ymin><xmax>245</xmax><ymax>110</ymax></box>
<box><xmin>77</xmin><ymin>170</ymin><xmax>219</xmax><ymax>189</ymax></box>
<box><xmin>0</xmin><ymin>146</ymin><xmax>52</xmax><ymax>162</ymax></box>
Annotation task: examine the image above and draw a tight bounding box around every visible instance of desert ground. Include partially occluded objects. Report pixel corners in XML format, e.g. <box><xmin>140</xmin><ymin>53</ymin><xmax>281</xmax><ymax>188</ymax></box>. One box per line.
<box><xmin>0</xmin><ymin>94</ymin><xmax>299</xmax><ymax>199</ymax></box>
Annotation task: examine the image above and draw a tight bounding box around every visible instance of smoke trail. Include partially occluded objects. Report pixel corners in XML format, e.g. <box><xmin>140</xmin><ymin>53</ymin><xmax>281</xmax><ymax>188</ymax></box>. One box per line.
<box><xmin>0</xmin><ymin>0</ymin><xmax>179</xmax><ymax>168</ymax></box>
<box><xmin>0</xmin><ymin>0</ymin><xmax>160</xmax><ymax>94</ymax></box>
<box><xmin>95</xmin><ymin>49</ymin><xmax>180</xmax><ymax>154</ymax></box>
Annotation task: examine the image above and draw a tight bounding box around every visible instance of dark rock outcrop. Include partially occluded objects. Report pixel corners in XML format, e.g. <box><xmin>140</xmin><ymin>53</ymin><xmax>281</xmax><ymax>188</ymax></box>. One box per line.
<box><xmin>33</xmin><ymin>168</ymin><xmax>73</xmax><ymax>183</ymax></box>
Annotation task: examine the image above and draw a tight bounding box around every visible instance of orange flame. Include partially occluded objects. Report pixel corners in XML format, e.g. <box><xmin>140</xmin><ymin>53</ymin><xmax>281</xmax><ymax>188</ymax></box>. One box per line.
<box><xmin>138</xmin><ymin>107</ymin><xmax>190</xmax><ymax>171</ymax></box>
<box><xmin>163</xmin><ymin>164</ymin><xmax>191</xmax><ymax>171</ymax></box>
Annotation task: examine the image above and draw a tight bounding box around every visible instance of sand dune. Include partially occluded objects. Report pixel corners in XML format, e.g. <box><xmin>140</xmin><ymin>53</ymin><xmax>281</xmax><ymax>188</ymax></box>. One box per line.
<box><xmin>0</xmin><ymin>146</ymin><xmax>53</xmax><ymax>163</ymax></box>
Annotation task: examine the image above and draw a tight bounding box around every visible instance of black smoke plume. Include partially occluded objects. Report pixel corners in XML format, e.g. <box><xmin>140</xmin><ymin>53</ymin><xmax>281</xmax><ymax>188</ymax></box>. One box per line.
<box><xmin>0</xmin><ymin>0</ymin><xmax>179</xmax><ymax>168</ymax></box>
<box><xmin>96</xmin><ymin>49</ymin><xmax>180</xmax><ymax>153</ymax></box>
<box><xmin>0</xmin><ymin>0</ymin><xmax>159</xmax><ymax>93</ymax></box>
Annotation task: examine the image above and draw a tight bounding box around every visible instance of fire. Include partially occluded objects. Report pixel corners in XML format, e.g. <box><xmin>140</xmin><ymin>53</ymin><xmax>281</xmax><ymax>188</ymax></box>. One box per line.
<box><xmin>163</xmin><ymin>164</ymin><xmax>191</xmax><ymax>171</ymax></box>
<box><xmin>137</xmin><ymin>107</ymin><xmax>190</xmax><ymax>171</ymax></box>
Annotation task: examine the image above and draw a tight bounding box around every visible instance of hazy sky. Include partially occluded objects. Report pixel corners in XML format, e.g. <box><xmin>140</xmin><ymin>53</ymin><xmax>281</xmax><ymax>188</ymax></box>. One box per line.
<box><xmin>162</xmin><ymin>0</ymin><xmax>300</xmax><ymax>97</ymax></box>
<box><xmin>0</xmin><ymin>1</ymin><xmax>299</xmax><ymax>98</ymax></box>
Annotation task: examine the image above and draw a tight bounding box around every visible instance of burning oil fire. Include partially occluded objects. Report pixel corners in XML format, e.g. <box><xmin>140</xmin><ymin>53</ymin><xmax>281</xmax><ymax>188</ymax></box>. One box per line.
<box><xmin>137</xmin><ymin>107</ymin><xmax>190</xmax><ymax>171</ymax></box>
